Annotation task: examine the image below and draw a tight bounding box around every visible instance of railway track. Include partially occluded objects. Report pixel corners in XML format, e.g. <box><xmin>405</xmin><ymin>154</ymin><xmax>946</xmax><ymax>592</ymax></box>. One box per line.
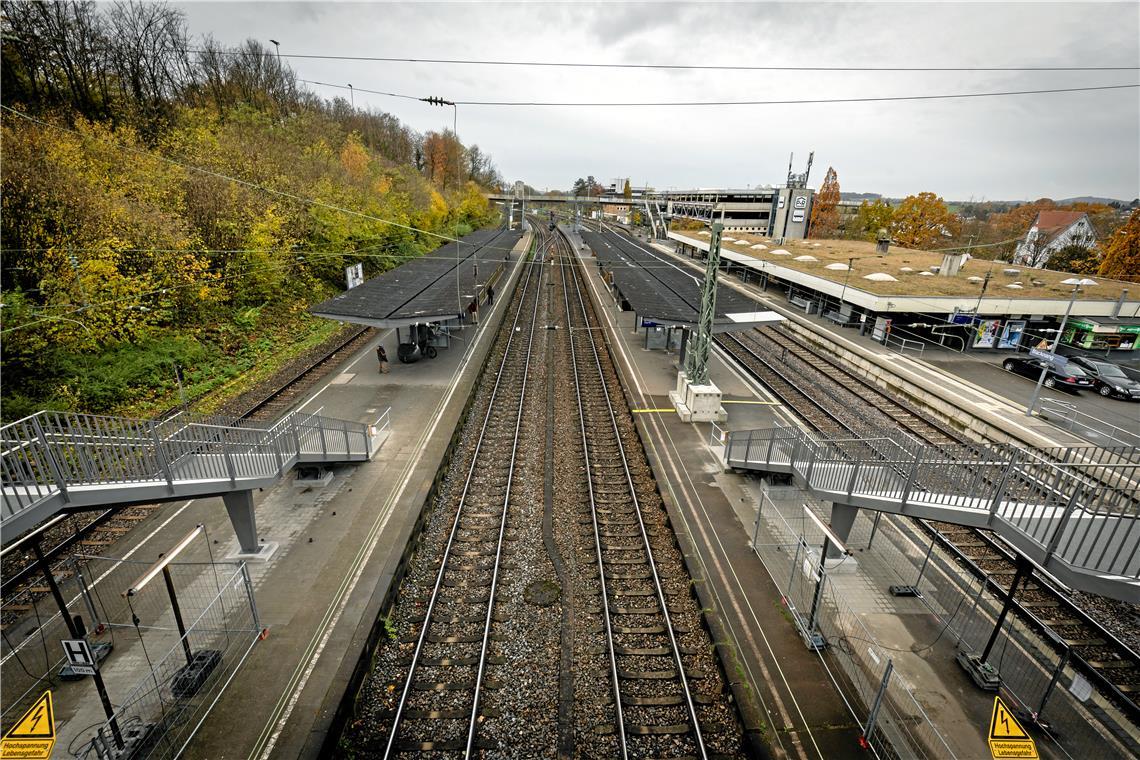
<box><xmin>561</xmin><ymin>230</ymin><xmax>718</xmax><ymax>758</ymax></box>
<box><xmin>346</xmin><ymin>222</ymin><xmax>743</xmax><ymax>757</ymax></box>
<box><xmin>380</xmin><ymin>229</ymin><xmax>546</xmax><ymax>755</ymax></box>
<box><xmin>717</xmin><ymin>325</ymin><xmax>1140</xmax><ymax>720</ymax></box>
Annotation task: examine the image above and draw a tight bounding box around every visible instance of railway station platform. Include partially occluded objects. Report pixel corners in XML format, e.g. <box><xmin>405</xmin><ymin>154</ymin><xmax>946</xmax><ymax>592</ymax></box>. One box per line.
<box><xmin>18</xmin><ymin>229</ymin><xmax>533</xmax><ymax>759</ymax></box>
<box><xmin>564</xmin><ymin>223</ymin><xmax>867</xmax><ymax>757</ymax></box>
<box><xmin>570</xmin><ymin>226</ymin><xmax>1139</xmax><ymax>758</ymax></box>
<box><xmin>647</xmin><ymin>237</ymin><xmax>1137</xmax><ymax>454</ymax></box>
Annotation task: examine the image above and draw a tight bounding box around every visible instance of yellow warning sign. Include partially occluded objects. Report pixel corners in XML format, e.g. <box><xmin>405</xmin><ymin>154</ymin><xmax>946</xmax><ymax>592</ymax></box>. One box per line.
<box><xmin>988</xmin><ymin>696</ymin><xmax>1038</xmax><ymax>759</ymax></box>
<box><xmin>0</xmin><ymin>691</ymin><xmax>56</xmax><ymax>759</ymax></box>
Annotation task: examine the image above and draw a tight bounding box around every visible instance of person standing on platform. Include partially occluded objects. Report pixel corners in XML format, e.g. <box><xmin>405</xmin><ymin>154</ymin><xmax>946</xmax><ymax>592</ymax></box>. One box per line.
<box><xmin>487</xmin><ymin>283</ymin><xmax>494</xmax><ymax>307</ymax></box>
<box><xmin>377</xmin><ymin>344</ymin><xmax>389</xmax><ymax>374</ymax></box>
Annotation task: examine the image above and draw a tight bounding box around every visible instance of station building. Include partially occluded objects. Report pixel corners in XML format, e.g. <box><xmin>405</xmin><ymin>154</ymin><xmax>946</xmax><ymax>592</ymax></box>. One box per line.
<box><xmin>668</xmin><ymin>230</ymin><xmax>1140</xmax><ymax>357</ymax></box>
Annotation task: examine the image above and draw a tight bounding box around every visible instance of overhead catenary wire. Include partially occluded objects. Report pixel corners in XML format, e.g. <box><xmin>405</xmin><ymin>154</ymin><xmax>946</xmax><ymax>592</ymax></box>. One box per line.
<box><xmin>303</xmin><ymin>80</ymin><xmax>1139</xmax><ymax>107</ymax></box>
<box><xmin>194</xmin><ymin>48</ymin><xmax>1140</xmax><ymax>72</ymax></box>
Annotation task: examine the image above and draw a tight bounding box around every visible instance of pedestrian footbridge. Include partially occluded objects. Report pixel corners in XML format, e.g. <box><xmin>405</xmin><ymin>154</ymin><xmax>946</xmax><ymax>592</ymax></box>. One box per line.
<box><xmin>2</xmin><ymin>409</ymin><xmax>388</xmax><ymax>552</ymax></box>
<box><xmin>720</xmin><ymin>426</ymin><xmax>1140</xmax><ymax>603</ymax></box>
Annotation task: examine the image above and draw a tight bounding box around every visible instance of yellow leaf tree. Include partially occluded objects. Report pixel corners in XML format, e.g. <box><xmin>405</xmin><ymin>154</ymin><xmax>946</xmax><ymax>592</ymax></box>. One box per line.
<box><xmin>891</xmin><ymin>192</ymin><xmax>960</xmax><ymax>249</ymax></box>
<box><xmin>1098</xmin><ymin>209</ymin><xmax>1140</xmax><ymax>280</ymax></box>
<box><xmin>808</xmin><ymin>167</ymin><xmax>840</xmax><ymax>238</ymax></box>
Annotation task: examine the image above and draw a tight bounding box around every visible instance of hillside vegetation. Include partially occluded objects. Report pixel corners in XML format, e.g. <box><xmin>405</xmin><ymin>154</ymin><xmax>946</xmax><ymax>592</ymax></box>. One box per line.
<box><xmin>1</xmin><ymin>1</ymin><xmax>502</xmax><ymax>420</ymax></box>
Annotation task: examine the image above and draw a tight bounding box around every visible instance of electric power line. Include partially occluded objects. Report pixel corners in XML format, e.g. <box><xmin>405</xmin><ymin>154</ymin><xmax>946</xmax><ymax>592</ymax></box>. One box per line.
<box><xmin>301</xmin><ymin>79</ymin><xmax>1138</xmax><ymax>107</ymax></box>
<box><xmin>193</xmin><ymin>48</ymin><xmax>1140</xmax><ymax>72</ymax></box>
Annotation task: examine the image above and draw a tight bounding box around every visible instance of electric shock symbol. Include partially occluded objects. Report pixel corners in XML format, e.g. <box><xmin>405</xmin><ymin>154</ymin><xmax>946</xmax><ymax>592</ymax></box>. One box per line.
<box><xmin>0</xmin><ymin>690</ymin><xmax>56</xmax><ymax>759</ymax></box>
<box><xmin>987</xmin><ymin>696</ymin><xmax>1038</xmax><ymax>759</ymax></box>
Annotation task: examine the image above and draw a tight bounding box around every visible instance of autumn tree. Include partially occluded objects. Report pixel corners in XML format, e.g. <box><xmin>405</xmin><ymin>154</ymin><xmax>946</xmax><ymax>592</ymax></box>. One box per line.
<box><xmin>1098</xmin><ymin>209</ymin><xmax>1140</xmax><ymax>280</ymax></box>
<box><xmin>623</xmin><ymin>179</ymin><xmax>633</xmax><ymax>202</ymax></box>
<box><xmin>891</xmin><ymin>192</ymin><xmax>960</xmax><ymax>249</ymax></box>
<box><xmin>847</xmin><ymin>199</ymin><xmax>894</xmax><ymax>241</ymax></box>
<box><xmin>421</xmin><ymin>130</ymin><xmax>464</xmax><ymax>191</ymax></box>
<box><xmin>1046</xmin><ymin>243</ymin><xmax>1099</xmax><ymax>275</ymax></box>
<box><xmin>808</xmin><ymin>167</ymin><xmax>840</xmax><ymax>238</ymax></box>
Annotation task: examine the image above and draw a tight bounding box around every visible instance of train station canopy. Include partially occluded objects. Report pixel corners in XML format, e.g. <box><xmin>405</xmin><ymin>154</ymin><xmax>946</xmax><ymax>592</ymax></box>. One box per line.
<box><xmin>311</xmin><ymin>228</ymin><xmax>523</xmax><ymax>328</ymax></box>
<box><xmin>581</xmin><ymin>229</ymin><xmax>782</xmax><ymax>333</ymax></box>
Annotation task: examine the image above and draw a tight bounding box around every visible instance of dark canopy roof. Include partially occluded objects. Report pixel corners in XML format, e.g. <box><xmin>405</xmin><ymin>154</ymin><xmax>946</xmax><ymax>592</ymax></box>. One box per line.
<box><xmin>311</xmin><ymin>227</ymin><xmax>522</xmax><ymax>327</ymax></box>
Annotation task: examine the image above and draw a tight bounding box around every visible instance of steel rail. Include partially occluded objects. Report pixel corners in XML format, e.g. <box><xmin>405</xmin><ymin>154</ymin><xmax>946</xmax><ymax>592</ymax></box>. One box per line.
<box><xmin>463</xmin><ymin>233</ymin><xmax>544</xmax><ymax>757</ymax></box>
<box><xmin>382</xmin><ymin>230</ymin><xmax>543</xmax><ymax>759</ymax></box>
<box><xmin>562</xmin><ymin>227</ymin><xmax>709</xmax><ymax>759</ymax></box>
<box><xmin>560</xmin><ymin>229</ymin><xmax>629</xmax><ymax>759</ymax></box>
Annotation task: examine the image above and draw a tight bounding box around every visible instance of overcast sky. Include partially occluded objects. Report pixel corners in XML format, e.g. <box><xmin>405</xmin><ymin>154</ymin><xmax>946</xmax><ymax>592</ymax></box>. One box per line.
<box><xmin>174</xmin><ymin>1</ymin><xmax>1139</xmax><ymax>202</ymax></box>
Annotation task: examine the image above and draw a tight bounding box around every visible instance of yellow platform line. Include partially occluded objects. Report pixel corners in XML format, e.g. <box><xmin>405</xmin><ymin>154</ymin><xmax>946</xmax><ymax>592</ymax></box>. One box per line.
<box><xmin>630</xmin><ymin>408</ymin><xmax>675</xmax><ymax>414</ymax></box>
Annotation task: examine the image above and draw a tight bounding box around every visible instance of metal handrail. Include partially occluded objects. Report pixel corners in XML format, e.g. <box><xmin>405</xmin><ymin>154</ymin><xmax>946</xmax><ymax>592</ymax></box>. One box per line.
<box><xmin>725</xmin><ymin>425</ymin><xmax>1140</xmax><ymax>585</ymax></box>
<box><xmin>2</xmin><ymin>408</ymin><xmax>378</xmax><ymax>531</ymax></box>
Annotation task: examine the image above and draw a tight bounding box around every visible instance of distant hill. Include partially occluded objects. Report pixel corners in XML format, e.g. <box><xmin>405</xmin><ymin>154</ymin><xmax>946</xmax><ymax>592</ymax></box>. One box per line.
<box><xmin>1056</xmin><ymin>196</ymin><xmax>1129</xmax><ymax>206</ymax></box>
<box><xmin>839</xmin><ymin>192</ymin><xmax>882</xmax><ymax>202</ymax></box>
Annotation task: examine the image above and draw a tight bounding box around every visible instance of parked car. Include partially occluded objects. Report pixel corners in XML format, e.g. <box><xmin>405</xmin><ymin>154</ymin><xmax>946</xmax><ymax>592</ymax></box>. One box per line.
<box><xmin>1065</xmin><ymin>357</ymin><xmax>1140</xmax><ymax>400</ymax></box>
<box><xmin>1001</xmin><ymin>356</ymin><xmax>1094</xmax><ymax>393</ymax></box>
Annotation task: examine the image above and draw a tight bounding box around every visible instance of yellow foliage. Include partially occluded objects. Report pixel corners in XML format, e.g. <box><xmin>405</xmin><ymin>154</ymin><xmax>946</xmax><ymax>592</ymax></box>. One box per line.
<box><xmin>340</xmin><ymin>133</ymin><xmax>371</xmax><ymax>182</ymax></box>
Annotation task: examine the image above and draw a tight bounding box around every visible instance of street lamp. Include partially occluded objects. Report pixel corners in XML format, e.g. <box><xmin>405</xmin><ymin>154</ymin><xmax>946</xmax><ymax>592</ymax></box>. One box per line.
<box><xmin>839</xmin><ymin>256</ymin><xmax>855</xmax><ymax>305</ymax></box>
<box><xmin>347</xmin><ymin>83</ymin><xmax>354</xmax><ymax>109</ymax></box>
<box><xmin>269</xmin><ymin>39</ymin><xmax>281</xmax><ymax>65</ymax></box>
<box><xmin>1026</xmin><ymin>277</ymin><xmax>1097</xmax><ymax>416</ymax></box>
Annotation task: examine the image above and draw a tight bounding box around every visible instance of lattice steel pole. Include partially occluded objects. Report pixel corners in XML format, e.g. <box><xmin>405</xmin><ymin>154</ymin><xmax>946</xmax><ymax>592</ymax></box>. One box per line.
<box><xmin>685</xmin><ymin>222</ymin><xmax>723</xmax><ymax>385</ymax></box>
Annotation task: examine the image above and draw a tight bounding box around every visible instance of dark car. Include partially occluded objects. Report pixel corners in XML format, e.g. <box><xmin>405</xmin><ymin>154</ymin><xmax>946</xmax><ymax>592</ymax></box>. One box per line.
<box><xmin>1066</xmin><ymin>357</ymin><xmax>1140</xmax><ymax>400</ymax></box>
<box><xmin>1001</xmin><ymin>356</ymin><xmax>1094</xmax><ymax>393</ymax></box>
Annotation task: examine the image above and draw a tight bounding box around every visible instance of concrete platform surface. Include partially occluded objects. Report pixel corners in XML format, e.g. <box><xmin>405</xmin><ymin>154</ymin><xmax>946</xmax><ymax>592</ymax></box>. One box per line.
<box><xmin>25</xmin><ymin>231</ymin><xmax>533</xmax><ymax>760</ymax></box>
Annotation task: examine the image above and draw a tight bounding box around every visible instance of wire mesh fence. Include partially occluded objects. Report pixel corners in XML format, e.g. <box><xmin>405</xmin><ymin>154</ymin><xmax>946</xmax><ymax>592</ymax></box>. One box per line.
<box><xmin>1</xmin><ymin>542</ymin><xmax>262</xmax><ymax>760</ymax></box>
<box><xmin>748</xmin><ymin>479</ymin><xmax>1137</xmax><ymax>760</ymax></box>
<box><xmin>863</xmin><ymin>512</ymin><xmax>1139</xmax><ymax>759</ymax></box>
<box><xmin>749</xmin><ymin>484</ymin><xmax>957</xmax><ymax>759</ymax></box>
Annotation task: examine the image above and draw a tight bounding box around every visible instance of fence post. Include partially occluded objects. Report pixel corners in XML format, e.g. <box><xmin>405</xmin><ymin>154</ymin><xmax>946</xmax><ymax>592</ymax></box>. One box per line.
<box><xmin>1042</xmin><ymin>485</ymin><xmax>1083</xmax><ymax>567</ymax></box>
<box><xmin>242</xmin><ymin>562</ymin><xmax>263</xmax><ymax>634</ymax></box>
<box><xmin>866</xmin><ymin>512</ymin><xmax>882</xmax><ymax>550</ymax></box>
<box><xmin>863</xmin><ymin>659</ymin><xmax>895</xmax><ymax>747</ymax></box>
<box><xmin>319</xmin><ymin>419</ymin><xmax>328</xmax><ymax>458</ymax></box>
<box><xmin>987</xmin><ymin>448</ymin><xmax>1021</xmax><ymax>526</ymax></box>
<box><xmin>787</xmin><ymin>539</ymin><xmax>804</xmax><ymax>601</ymax></box>
<box><xmin>289</xmin><ymin>413</ymin><xmax>302</xmax><ymax>457</ymax></box>
<box><xmin>222</xmin><ymin>431</ymin><xmax>238</xmax><ymax>486</ymax></box>
<box><xmin>899</xmin><ymin>447</ymin><xmax>923</xmax><ymax>507</ymax></box>
<box><xmin>804</xmin><ymin>443</ymin><xmax>818</xmax><ymax>484</ymax></box>
<box><xmin>1037</xmin><ymin>648</ymin><xmax>1071</xmax><ymax>718</ymax></box>
<box><xmin>914</xmin><ymin>538</ymin><xmax>935</xmax><ymax>588</ymax></box>
<box><xmin>765</xmin><ymin>431</ymin><xmax>776</xmax><ymax>464</ymax></box>
<box><xmin>29</xmin><ymin>414</ymin><xmax>68</xmax><ymax>499</ymax></box>
<box><xmin>846</xmin><ymin>459</ymin><xmax>862</xmax><ymax>499</ymax></box>
<box><xmin>150</xmin><ymin>421</ymin><xmax>175</xmax><ymax>492</ymax></box>
<box><xmin>752</xmin><ymin>481</ymin><xmax>767</xmax><ymax>550</ymax></box>
<box><xmin>273</xmin><ymin>427</ymin><xmax>286</xmax><ymax>476</ymax></box>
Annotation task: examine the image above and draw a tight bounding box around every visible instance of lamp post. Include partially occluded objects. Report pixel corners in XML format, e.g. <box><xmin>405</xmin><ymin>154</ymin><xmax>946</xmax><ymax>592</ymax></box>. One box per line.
<box><xmin>269</xmin><ymin>39</ymin><xmax>281</xmax><ymax>65</ymax></box>
<box><xmin>1026</xmin><ymin>277</ymin><xmax>1097</xmax><ymax>416</ymax></box>
<box><xmin>347</xmin><ymin>83</ymin><xmax>354</xmax><ymax>109</ymax></box>
<box><xmin>839</xmin><ymin>256</ymin><xmax>855</xmax><ymax>305</ymax></box>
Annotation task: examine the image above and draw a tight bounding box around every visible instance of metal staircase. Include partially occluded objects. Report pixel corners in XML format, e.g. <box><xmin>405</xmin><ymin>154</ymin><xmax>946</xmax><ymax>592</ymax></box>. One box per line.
<box><xmin>2</xmin><ymin>409</ymin><xmax>386</xmax><ymax>543</ymax></box>
<box><xmin>721</xmin><ymin>425</ymin><xmax>1140</xmax><ymax>603</ymax></box>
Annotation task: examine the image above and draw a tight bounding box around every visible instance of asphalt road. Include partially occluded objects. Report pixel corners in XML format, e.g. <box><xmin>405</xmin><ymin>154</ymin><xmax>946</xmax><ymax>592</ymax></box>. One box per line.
<box><xmin>926</xmin><ymin>355</ymin><xmax>1140</xmax><ymax>437</ymax></box>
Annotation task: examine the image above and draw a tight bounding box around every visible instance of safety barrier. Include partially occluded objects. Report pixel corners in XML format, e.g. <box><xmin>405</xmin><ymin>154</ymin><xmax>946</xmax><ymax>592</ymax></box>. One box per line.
<box><xmin>1</xmin><ymin>408</ymin><xmax>385</xmax><ymax>541</ymax></box>
<box><xmin>725</xmin><ymin>425</ymin><xmax>1140</xmax><ymax>602</ymax></box>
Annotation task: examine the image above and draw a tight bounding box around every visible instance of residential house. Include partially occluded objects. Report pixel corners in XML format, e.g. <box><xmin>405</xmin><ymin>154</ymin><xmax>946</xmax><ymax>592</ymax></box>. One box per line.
<box><xmin>1013</xmin><ymin>210</ymin><xmax>1097</xmax><ymax>268</ymax></box>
